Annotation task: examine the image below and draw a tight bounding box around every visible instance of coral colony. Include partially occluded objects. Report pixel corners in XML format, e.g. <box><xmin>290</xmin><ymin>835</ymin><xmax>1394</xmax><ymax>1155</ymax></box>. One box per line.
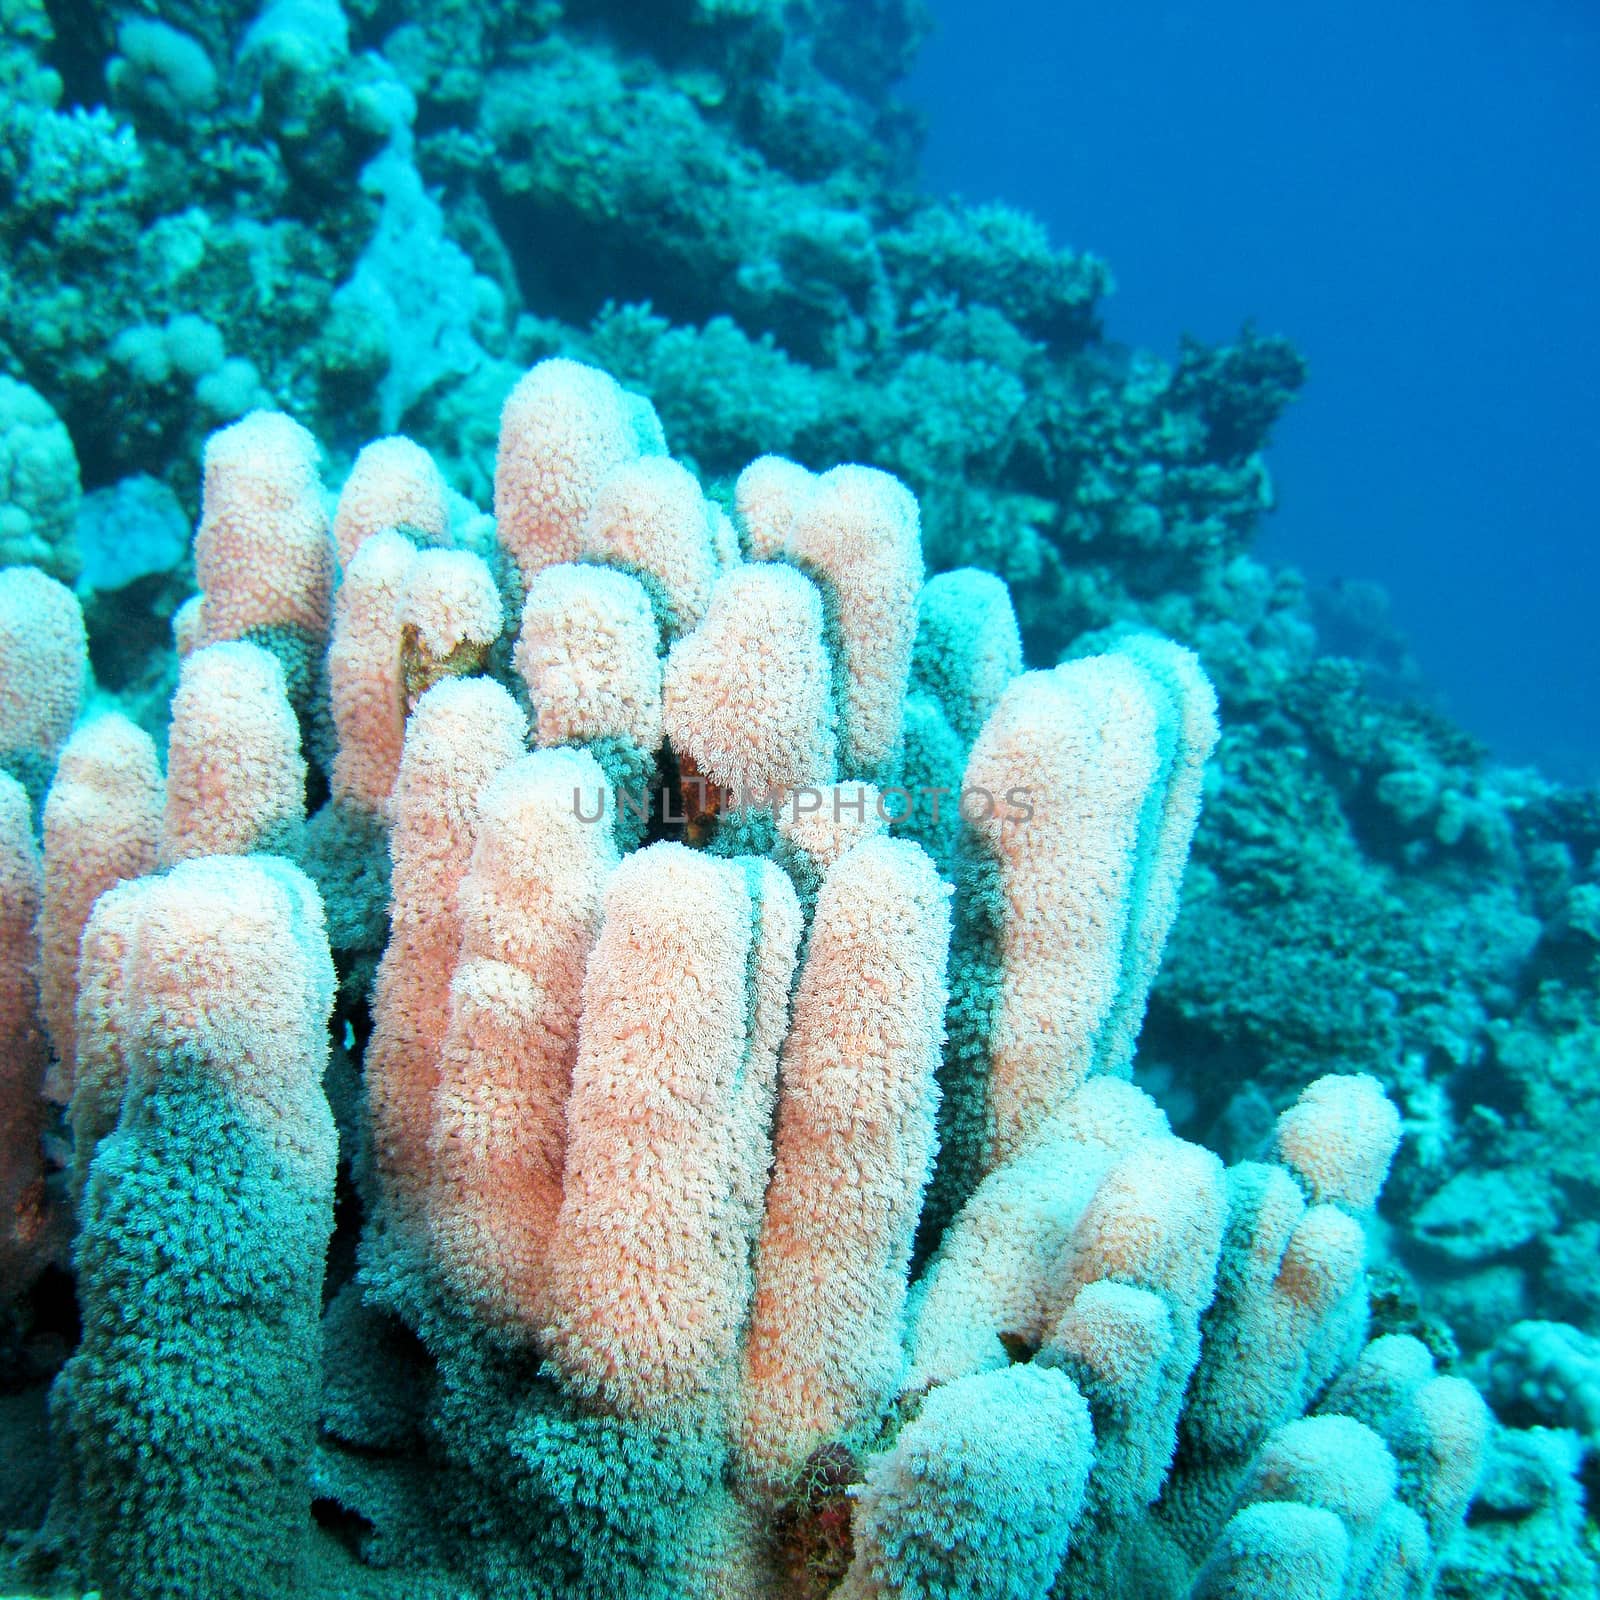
<box><xmin>4</xmin><ymin>362</ymin><xmax>1485</xmax><ymax>1598</ymax></box>
<box><xmin>1</xmin><ymin>2</ymin><xmax>1598</xmax><ymax>1598</ymax></box>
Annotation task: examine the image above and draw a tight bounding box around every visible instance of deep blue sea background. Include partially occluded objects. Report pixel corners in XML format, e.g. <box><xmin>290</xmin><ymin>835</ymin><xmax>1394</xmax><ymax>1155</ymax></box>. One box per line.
<box><xmin>907</xmin><ymin>1</ymin><xmax>1599</xmax><ymax>781</ymax></box>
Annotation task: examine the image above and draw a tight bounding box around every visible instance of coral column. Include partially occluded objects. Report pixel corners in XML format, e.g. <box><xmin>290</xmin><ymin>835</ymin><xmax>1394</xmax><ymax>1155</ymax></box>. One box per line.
<box><xmin>364</xmin><ymin>677</ymin><xmax>527</xmax><ymax>1228</ymax></box>
<box><xmin>57</xmin><ymin>855</ymin><xmax>337</xmax><ymax>1600</ymax></box>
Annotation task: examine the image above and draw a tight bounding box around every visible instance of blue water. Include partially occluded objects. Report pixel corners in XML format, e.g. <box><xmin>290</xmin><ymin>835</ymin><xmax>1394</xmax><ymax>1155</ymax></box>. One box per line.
<box><xmin>909</xmin><ymin>0</ymin><xmax>1600</xmax><ymax>780</ymax></box>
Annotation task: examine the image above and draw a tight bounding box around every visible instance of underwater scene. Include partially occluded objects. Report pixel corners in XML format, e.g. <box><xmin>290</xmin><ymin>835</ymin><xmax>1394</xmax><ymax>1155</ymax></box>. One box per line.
<box><xmin>0</xmin><ymin>1</ymin><xmax>1595</xmax><ymax>1597</ymax></box>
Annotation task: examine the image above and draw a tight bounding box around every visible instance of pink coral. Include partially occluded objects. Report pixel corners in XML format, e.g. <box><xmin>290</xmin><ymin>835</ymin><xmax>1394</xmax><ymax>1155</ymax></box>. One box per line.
<box><xmin>1191</xmin><ymin>1502</ymin><xmax>1350</xmax><ymax>1600</ymax></box>
<box><xmin>1096</xmin><ymin>636</ymin><xmax>1220</xmax><ymax>1078</ymax></box>
<box><xmin>734</xmin><ymin>455</ymin><xmax>815</xmax><ymax>560</ymax></box>
<box><xmin>906</xmin><ymin>1080</ymin><xmax>1174</xmax><ymax>1387</ymax></box>
<box><xmin>903</xmin><ymin>1081</ymin><xmax>1206</xmax><ymax>1395</ymax></box>
<box><xmin>327</xmin><ymin>534</ymin><xmax>506</xmax><ymax>820</ymax></box>
<box><xmin>962</xmin><ymin>658</ymin><xmax>1164</xmax><ymax>1170</ymax></box>
<box><xmin>774</xmin><ymin>781</ymin><xmax>886</xmax><ymax>865</ymax></box>
<box><xmin>365</xmin><ymin>678</ymin><xmax>527</xmax><ymax>1215</ymax></box>
<box><xmin>1052</xmin><ymin>1138</ymin><xmax>1227</xmax><ymax>1321</ymax></box>
<box><xmin>400</xmin><ymin>548</ymin><xmax>503</xmax><ymax>685</ymax></box>
<box><xmin>67</xmin><ymin>878</ymin><xmax>145</xmax><ymax>1199</ymax></box>
<box><xmin>120</xmin><ymin>855</ymin><xmax>336</xmax><ymax>1181</ymax></box>
<box><xmin>662</xmin><ymin>562</ymin><xmax>836</xmax><ymax>794</ymax></box>
<box><xmin>327</xmin><ymin>528</ymin><xmax>413</xmax><ymax>816</ymax></box>
<box><xmin>333</xmin><ymin>435</ymin><xmax>451</xmax><ymax>570</ymax></box>
<box><xmin>38</xmin><ymin>714</ymin><xmax>162</xmax><ymax>1093</ymax></box>
<box><xmin>740</xmin><ymin>836</ymin><xmax>950</xmax><ymax>1482</ymax></box>
<box><xmin>783</xmin><ymin>465</ymin><xmax>921</xmax><ymax>776</ymax></box>
<box><xmin>546</xmin><ymin>844</ymin><xmax>801</xmax><ymax>1418</ymax></box>
<box><xmin>426</xmin><ymin>748</ymin><xmax>618</xmax><ymax>1337</ymax></box>
<box><xmin>581</xmin><ymin>456</ymin><xmax>728</xmax><ymax>639</ymax></box>
<box><xmin>172</xmin><ymin>594</ymin><xmax>204</xmax><ymax>660</ymax></box>
<box><xmin>1274</xmin><ymin>1073</ymin><xmax>1402</xmax><ymax>1212</ymax></box>
<box><xmin>160</xmin><ymin>641</ymin><xmax>307</xmax><ymax>864</ymax></box>
<box><xmin>515</xmin><ymin>563</ymin><xmax>663</xmax><ymax>753</ymax></box>
<box><xmin>494</xmin><ymin>359</ymin><xmax>664</xmax><ymax>580</ymax></box>
<box><xmin>0</xmin><ymin>565</ymin><xmax>86</xmax><ymax>771</ymax></box>
<box><xmin>0</xmin><ymin>772</ymin><xmax>51</xmax><ymax>1288</ymax></box>
<box><xmin>193</xmin><ymin>410</ymin><xmax>333</xmax><ymax>647</ymax></box>
<box><xmin>1177</xmin><ymin>1077</ymin><xmax>1403</xmax><ymax>1477</ymax></box>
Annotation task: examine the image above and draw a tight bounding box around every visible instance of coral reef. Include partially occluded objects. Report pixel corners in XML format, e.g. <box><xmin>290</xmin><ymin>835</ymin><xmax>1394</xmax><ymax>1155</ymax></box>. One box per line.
<box><xmin>0</xmin><ymin>0</ymin><xmax>1596</xmax><ymax>1594</ymax></box>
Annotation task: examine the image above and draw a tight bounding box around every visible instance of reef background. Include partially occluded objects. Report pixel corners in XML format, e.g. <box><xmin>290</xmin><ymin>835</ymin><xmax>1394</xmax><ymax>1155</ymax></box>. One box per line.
<box><xmin>1</xmin><ymin>0</ymin><xmax>1598</xmax><ymax>1592</ymax></box>
<box><xmin>909</xmin><ymin>0</ymin><xmax>1600</xmax><ymax>783</ymax></box>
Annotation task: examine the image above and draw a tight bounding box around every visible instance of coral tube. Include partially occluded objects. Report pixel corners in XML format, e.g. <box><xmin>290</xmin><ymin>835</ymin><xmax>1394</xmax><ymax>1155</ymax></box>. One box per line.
<box><xmin>58</xmin><ymin>855</ymin><xmax>337</xmax><ymax>1600</ymax></box>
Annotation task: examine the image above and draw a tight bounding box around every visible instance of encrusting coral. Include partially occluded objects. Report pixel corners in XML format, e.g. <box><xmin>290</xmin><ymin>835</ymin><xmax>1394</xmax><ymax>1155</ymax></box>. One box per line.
<box><xmin>1</xmin><ymin>358</ymin><xmax>1491</xmax><ymax>1600</ymax></box>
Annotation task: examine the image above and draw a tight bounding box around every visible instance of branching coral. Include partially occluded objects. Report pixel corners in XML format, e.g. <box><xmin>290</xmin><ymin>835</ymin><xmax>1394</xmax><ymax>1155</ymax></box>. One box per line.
<box><xmin>0</xmin><ymin>0</ymin><xmax>1586</xmax><ymax>1581</ymax></box>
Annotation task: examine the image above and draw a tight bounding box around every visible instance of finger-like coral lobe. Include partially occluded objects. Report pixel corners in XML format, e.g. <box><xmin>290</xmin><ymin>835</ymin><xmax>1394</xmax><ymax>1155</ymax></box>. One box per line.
<box><xmin>59</xmin><ymin>855</ymin><xmax>337</xmax><ymax>1600</ymax></box>
<box><xmin>193</xmin><ymin>410</ymin><xmax>333</xmax><ymax>647</ymax></box>
<box><xmin>333</xmin><ymin>434</ymin><xmax>451</xmax><ymax>569</ymax></box>
<box><xmin>495</xmin><ymin>358</ymin><xmax>666</xmax><ymax>579</ymax></box>
<box><xmin>37</xmin><ymin>714</ymin><xmax>161</xmax><ymax>1092</ymax></box>
<box><xmin>663</xmin><ymin>561</ymin><xmax>838</xmax><ymax>794</ymax></box>
<box><xmin>0</xmin><ymin>773</ymin><xmax>50</xmax><ymax>1288</ymax></box>
<box><xmin>160</xmin><ymin>640</ymin><xmax>307</xmax><ymax>863</ymax></box>
<box><xmin>0</xmin><ymin>565</ymin><xmax>86</xmax><ymax>794</ymax></box>
<box><xmin>517</xmin><ymin>562</ymin><xmax>665</xmax><ymax>754</ymax></box>
<box><xmin>547</xmin><ymin>843</ymin><xmax>802</xmax><ymax>1420</ymax></box>
<box><xmin>740</xmin><ymin>836</ymin><xmax>950</xmax><ymax>1483</ymax></box>
<box><xmin>783</xmin><ymin>465</ymin><xmax>922</xmax><ymax>779</ymax></box>
<box><xmin>426</xmin><ymin>747</ymin><xmax>618</xmax><ymax>1337</ymax></box>
<box><xmin>364</xmin><ymin>676</ymin><xmax>528</xmax><ymax>1217</ymax></box>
